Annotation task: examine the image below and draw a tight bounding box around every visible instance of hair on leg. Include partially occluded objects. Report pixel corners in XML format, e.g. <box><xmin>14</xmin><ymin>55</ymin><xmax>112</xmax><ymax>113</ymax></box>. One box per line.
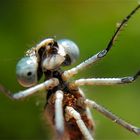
<box><xmin>0</xmin><ymin>78</ymin><xmax>59</xmax><ymax>100</ymax></box>
<box><xmin>54</xmin><ymin>90</ymin><xmax>64</xmax><ymax>138</ymax></box>
<box><xmin>71</xmin><ymin>71</ymin><xmax>140</xmax><ymax>86</ymax></box>
<box><xmin>84</xmin><ymin>99</ymin><xmax>140</xmax><ymax>135</ymax></box>
<box><xmin>62</xmin><ymin>4</ymin><xmax>140</xmax><ymax>81</ymax></box>
<box><xmin>65</xmin><ymin>106</ymin><xmax>94</xmax><ymax>140</ymax></box>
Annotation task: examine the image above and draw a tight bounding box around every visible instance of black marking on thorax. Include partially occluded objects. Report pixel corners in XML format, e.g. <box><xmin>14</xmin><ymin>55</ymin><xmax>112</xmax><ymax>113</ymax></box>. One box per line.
<box><xmin>44</xmin><ymin>69</ymin><xmax>70</xmax><ymax>102</ymax></box>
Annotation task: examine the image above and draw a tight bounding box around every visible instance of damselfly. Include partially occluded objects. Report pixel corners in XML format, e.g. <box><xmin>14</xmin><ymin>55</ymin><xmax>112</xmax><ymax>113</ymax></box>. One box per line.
<box><xmin>0</xmin><ymin>3</ymin><xmax>140</xmax><ymax>140</ymax></box>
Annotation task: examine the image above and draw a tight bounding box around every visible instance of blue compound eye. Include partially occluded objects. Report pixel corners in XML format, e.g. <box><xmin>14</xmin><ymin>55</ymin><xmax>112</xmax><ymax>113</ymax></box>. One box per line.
<box><xmin>16</xmin><ymin>56</ymin><xmax>38</xmax><ymax>87</ymax></box>
<box><xmin>57</xmin><ymin>39</ymin><xmax>80</xmax><ymax>65</ymax></box>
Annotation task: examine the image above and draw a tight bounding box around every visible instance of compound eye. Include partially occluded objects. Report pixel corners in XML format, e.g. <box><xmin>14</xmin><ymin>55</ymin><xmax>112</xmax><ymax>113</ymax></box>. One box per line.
<box><xmin>57</xmin><ymin>39</ymin><xmax>80</xmax><ymax>65</ymax></box>
<box><xmin>16</xmin><ymin>56</ymin><xmax>38</xmax><ymax>87</ymax></box>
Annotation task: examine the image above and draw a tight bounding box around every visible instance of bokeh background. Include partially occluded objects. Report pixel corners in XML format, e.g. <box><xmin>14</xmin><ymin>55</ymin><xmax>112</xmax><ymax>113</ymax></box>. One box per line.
<box><xmin>0</xmin><ymin>0</ymin><xmax>140</xmax><ymax>140</ymax></box>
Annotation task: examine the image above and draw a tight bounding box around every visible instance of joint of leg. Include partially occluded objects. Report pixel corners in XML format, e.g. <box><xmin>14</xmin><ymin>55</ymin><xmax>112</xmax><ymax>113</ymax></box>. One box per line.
<box><xmin>77</xmin><ymin>97</ymin><xmax>86</xmax><ymax>107</ymax></box>
<box><xmin>56</xmin><ymin>90</ymin><xmax>63</xmax><ymax>100</ymax></box>
<box><xmin>62</xmin><ymin>69</ymin><xmax>77</xmax><ymax>81</ymax></box>
<box><xmin>133</xmin><ymin>127</ymin><xmax>140</xmax><ymax>135</ymax></box>
<box><xmin>65</xmin><ymin>106</ymin><xmax>81</xmax><ymax>120</ymax></box>
<box><xmin>68</xmin><ymin>83</ymin><xmax>78</xmax><ymax>90</ymax></box>
<box><xmin>45</xmin><ymin>78</ymin><xmax>59</xmax><ymax>89</ymax></box>
<box><xmin>121</xmin><ymin>77</ymin><xmax>134</xmax><ymax>83</ymax></box>
<box><xmin>134</xmin><ymin>70</ymin><xmax>140</xmax><ymax>80</ymax></box>
<box><xmin>12</xmin><ymin>92</ymin><xmax>24</xmax><ymax>99</ymax></box>
<box><xmin>97</xmin><ymin>49</ymin><xmax>107</xmax><ymax>58</ymax></box>
<box><xmin>84</xmin><ymin>99</ymin><xmax>97</xmax><ymax>109</ymax></box>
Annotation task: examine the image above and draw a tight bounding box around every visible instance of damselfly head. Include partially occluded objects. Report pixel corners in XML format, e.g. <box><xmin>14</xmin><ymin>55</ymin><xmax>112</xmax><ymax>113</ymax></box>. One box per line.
<box><xmin>16</xmin><ymin>38</ymin><xmax>80</xmax><ymax>87</ymax></box>
<box><xmin>36</xmin><ymin>38</ymin><xmax>80</xmax><ymax>70</ymax></box>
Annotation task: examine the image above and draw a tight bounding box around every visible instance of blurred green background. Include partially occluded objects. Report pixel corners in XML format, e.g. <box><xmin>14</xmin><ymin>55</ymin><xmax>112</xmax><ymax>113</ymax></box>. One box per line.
<box><xmin>0</xmin><ymin>0</ymin><xmax>140</xmax><ymax>140</ymax></box>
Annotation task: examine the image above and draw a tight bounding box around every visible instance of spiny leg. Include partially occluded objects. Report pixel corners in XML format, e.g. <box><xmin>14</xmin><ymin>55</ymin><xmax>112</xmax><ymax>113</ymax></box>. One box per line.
<box><xmin>54</xmin><ymin>90</ymin><xmax>64</xmax><ymax>138</ymax></box>
<box><xmin>70</xmin><ymin>70</ymin><xmax>140</xmax><ymax>87</ymax></box>
<box><xmin>0</xmin><ymin>78</ymin><xmax>59</xmax><ymax>100</ymax></box>
<box><xmin>62</xmin><ymin>4</ymin><xmax>140</xmax><ymax>81</ymax></box>
<box><xmin>80</xmin><ymin>98</ymin><xmax>140</xmax><ymax>135</ymax></box>
<box><xmin>65</xmin><ymin>106</ymin><xmax>94</xmax><ymax>140</ymax></box>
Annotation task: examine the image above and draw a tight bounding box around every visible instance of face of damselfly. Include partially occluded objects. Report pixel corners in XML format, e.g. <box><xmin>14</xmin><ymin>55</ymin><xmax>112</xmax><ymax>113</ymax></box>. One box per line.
<box><xmin>16</xmin><ymin>38</ymin><xmax>80</xmax><ymax>87</ymax></box>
